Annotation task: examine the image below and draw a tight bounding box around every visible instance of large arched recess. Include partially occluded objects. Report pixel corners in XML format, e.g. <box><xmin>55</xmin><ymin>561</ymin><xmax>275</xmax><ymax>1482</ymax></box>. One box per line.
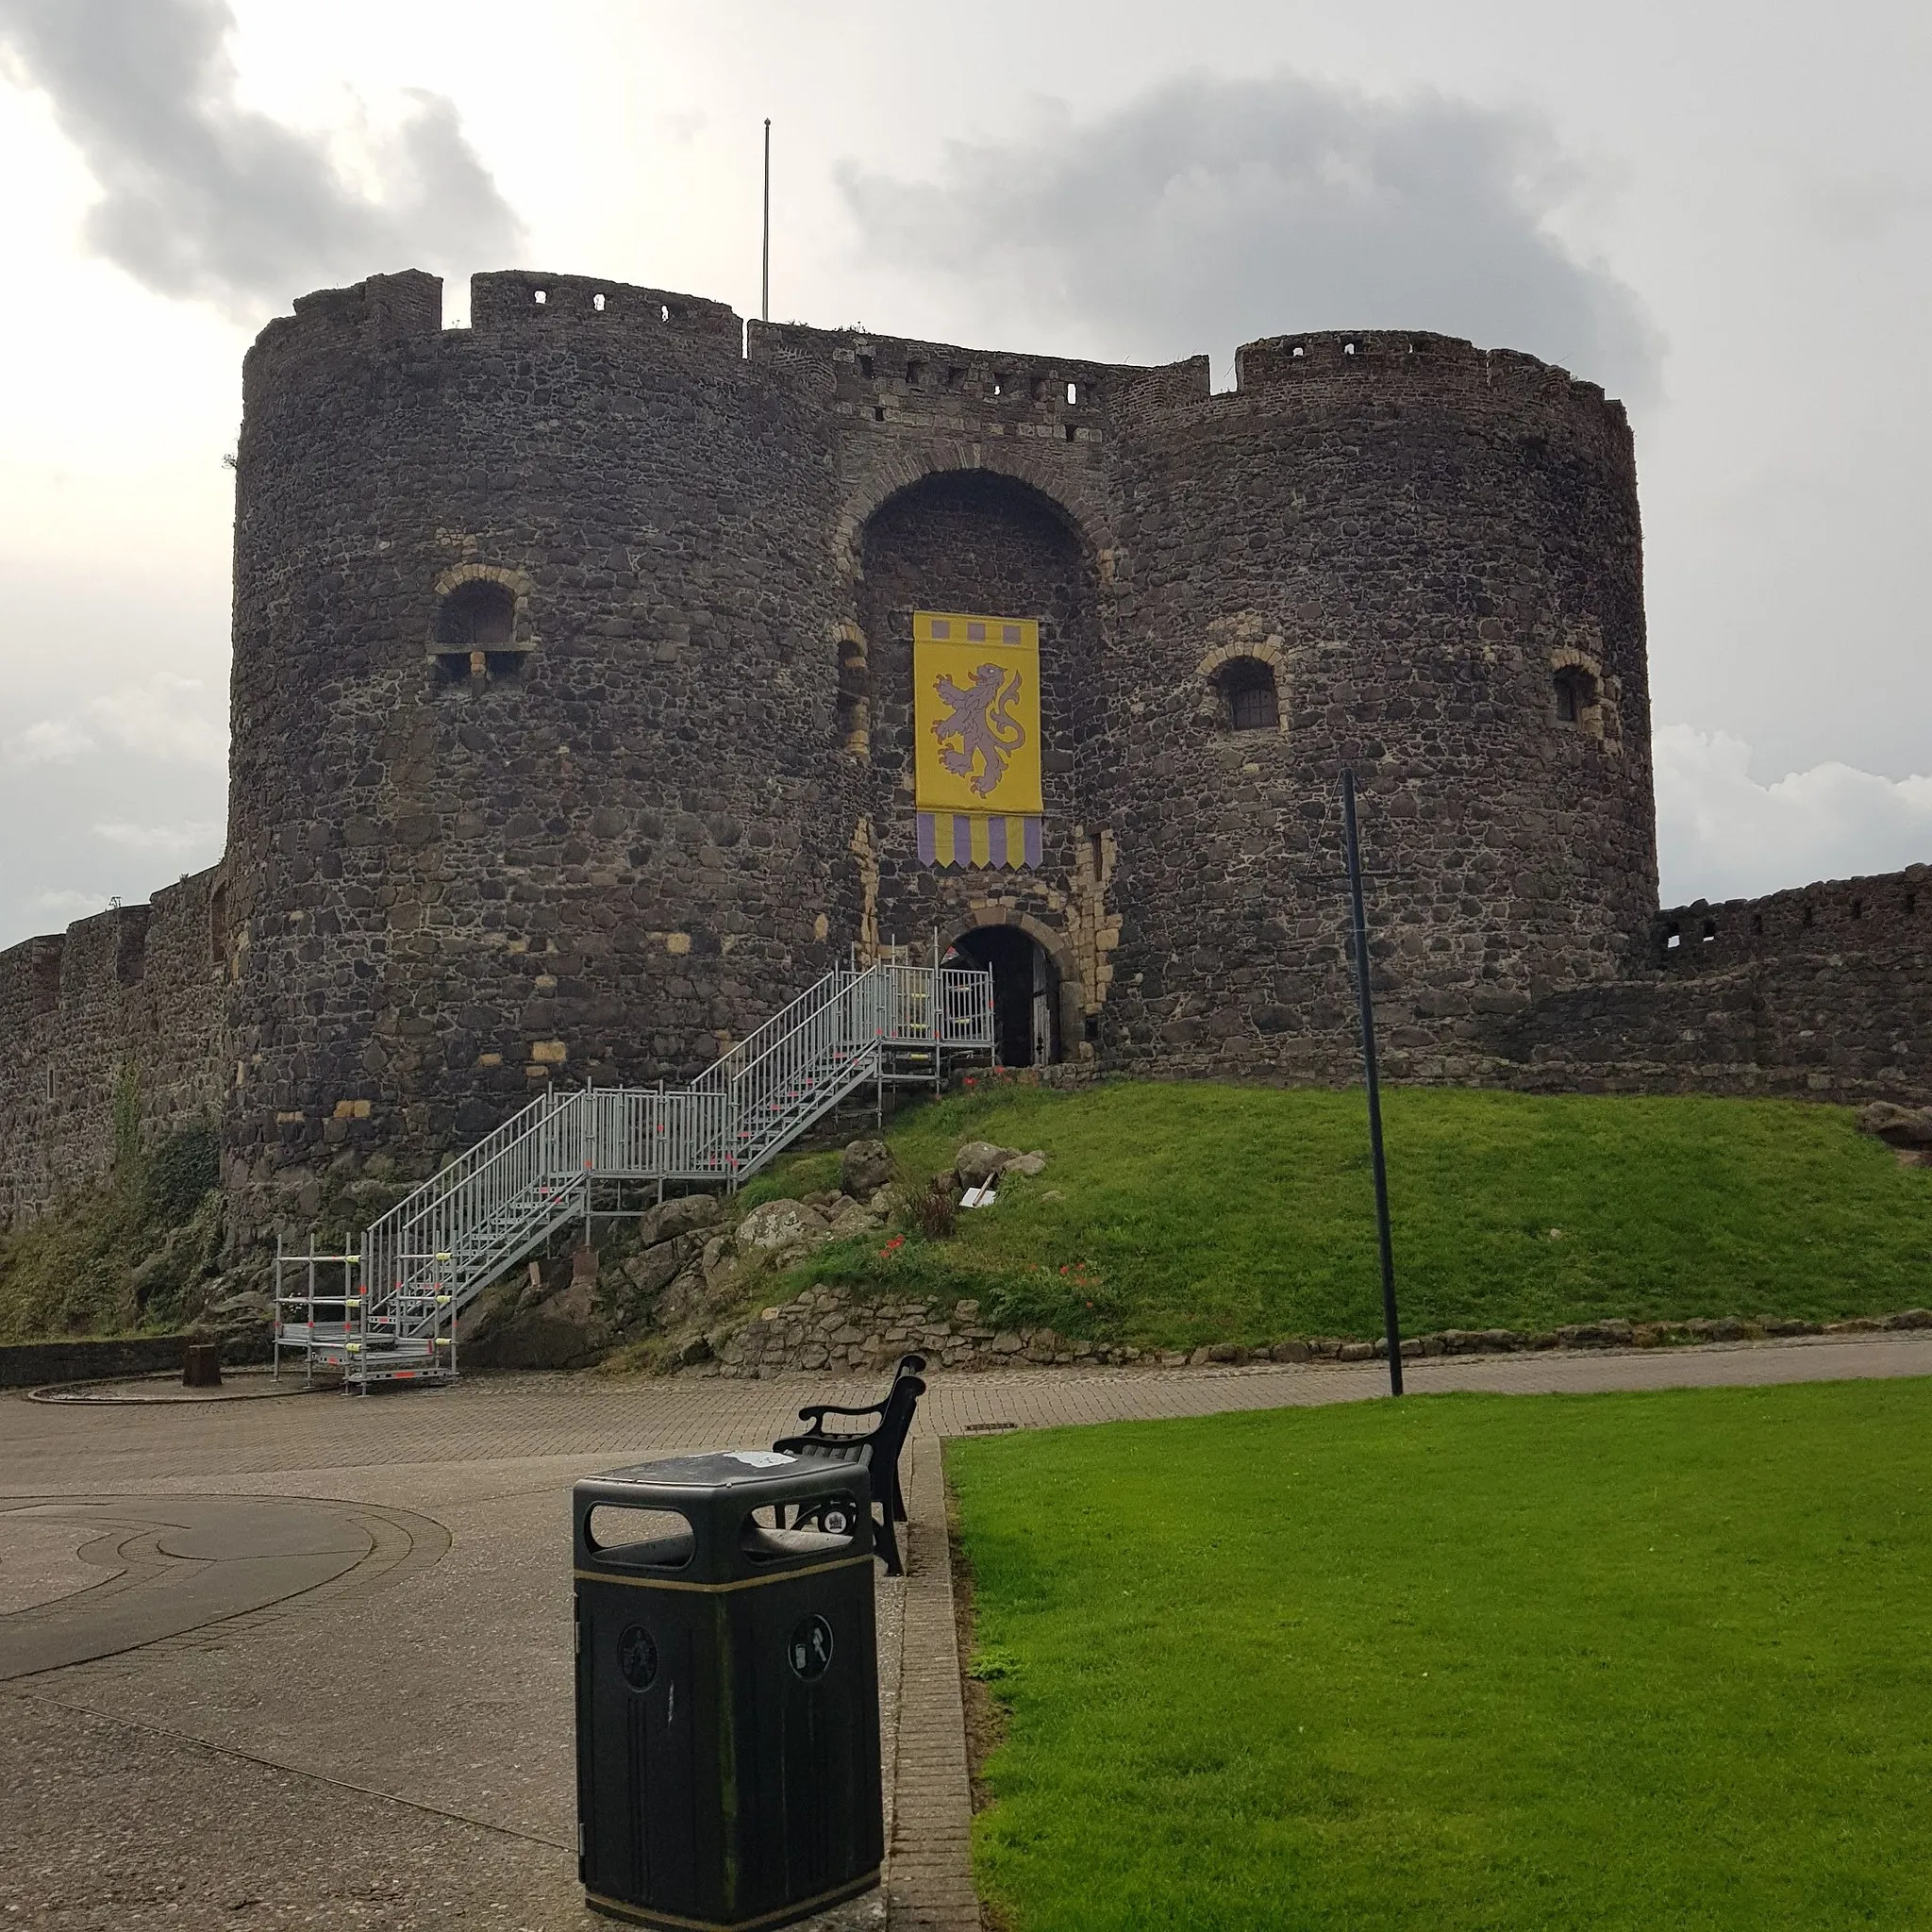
<box><xmin>850</xmin><ymin>466</ymin><xmax>1107</xmax><ymax>1034</ymax></box>
<box><xmin>857</xmin><ymin>466</ymin><xmax>1102</xmax><ymax>795</ymax></box>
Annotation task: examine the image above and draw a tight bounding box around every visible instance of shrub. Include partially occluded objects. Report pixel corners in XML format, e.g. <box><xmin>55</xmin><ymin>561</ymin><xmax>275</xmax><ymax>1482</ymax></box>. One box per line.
<box><xmin>908</xmin><ymin>1175</ymin><xmax>958</xmax><ymax>1241</ymax></box>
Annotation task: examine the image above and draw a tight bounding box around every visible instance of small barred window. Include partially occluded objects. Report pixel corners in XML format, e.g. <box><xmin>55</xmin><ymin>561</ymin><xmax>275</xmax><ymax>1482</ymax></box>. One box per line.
<box><xmin>1219</xmin><ymin>658</ymin><xmax>1280</xmax><ymax>733</ymax></box>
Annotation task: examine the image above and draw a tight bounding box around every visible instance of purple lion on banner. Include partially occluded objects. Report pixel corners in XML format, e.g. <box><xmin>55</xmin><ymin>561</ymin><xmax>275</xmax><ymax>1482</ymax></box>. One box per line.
<box><xmin>932</xmin><ymin>662</ymin><xmax>1027</xmax><ymax>797</ymax></box>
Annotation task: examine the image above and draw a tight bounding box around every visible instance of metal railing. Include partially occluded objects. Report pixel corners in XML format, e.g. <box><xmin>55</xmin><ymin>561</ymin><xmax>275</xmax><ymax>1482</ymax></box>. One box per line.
<box><xmin>274</xmin><ymin>962</ymin><xmax>992</xmax><ymax>1387</ymax></box>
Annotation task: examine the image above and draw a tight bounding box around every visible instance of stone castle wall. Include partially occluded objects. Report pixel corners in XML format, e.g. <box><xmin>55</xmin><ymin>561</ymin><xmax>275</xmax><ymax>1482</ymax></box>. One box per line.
<box><xmin>1484</xmin><ymin>864</ymin><xmax>1932</xmax><ymax>1104</ymax></box>
<box><xmin>0</xmin><ymin>264</ymin><xmax>1919</xmax><ymax>1239</ymax></box>
<box><xmin>0</xmin><ymin>871</ymin><xmax>226</xmax><ymax>1224</ymax></box>
<box><xmin>750</xmin><ymin>317</ymin><xmax>1657</xmax><ymax>1076</ymax></box>
<box><xmin>210</xmin><ymin>272</ymin><xmax>1665</xmax><ymax>1233</ymax></box>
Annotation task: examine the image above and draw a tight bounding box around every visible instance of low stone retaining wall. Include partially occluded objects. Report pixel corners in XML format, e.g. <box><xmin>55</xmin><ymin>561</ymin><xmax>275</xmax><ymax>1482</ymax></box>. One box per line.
<box><xmin>701</xmin><ymin>1289</ymin><xmax>1932</xmax><ymax>1379</ymax></box>
<box><xmin>713</xmin><ymin>1286</ymin><xmax>1166</xmax><ymax>1377</ymax></box>
<box><xmin>0</xmin><ymin>1333</ymin><xmax>191</xmax><ymax>1389</ymax></box>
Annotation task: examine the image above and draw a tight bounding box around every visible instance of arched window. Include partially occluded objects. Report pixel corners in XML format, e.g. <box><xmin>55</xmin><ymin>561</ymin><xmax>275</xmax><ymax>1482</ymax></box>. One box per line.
<box><xmin>434</xmin><ymin>580</ymin><xmax>522</xmax><ymax>682</ymax></box>
<box><xmin>1553</xmin><ymin>664</ymin><xmax>1597</xmax><ymax>725</ymax></box>
<box><xmin>1219</xmin><ymin>658</ymin><xmax>1281</xmax><ymax>733</ymax></box>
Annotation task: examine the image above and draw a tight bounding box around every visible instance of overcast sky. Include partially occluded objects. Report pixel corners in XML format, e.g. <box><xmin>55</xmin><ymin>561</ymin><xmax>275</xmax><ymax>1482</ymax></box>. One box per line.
<box><xmin>1</xmin><ymin>0</ymin><xmax>1927</xmax><ymax>949</ymax></box>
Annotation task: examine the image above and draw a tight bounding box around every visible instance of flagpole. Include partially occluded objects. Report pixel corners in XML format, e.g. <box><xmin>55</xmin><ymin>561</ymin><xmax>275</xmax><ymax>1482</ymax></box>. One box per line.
<box><xmin>761</xmin><ymin>118</ymin><xmax>771</xmax><ymax>325</ymax></box>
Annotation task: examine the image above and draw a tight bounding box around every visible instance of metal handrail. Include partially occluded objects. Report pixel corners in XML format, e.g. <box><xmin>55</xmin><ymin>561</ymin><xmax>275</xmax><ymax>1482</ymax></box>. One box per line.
<box><xmin>300</xmin><ymin>962</ymin><xmax>992</xmax><ymax>1380</ymax></box>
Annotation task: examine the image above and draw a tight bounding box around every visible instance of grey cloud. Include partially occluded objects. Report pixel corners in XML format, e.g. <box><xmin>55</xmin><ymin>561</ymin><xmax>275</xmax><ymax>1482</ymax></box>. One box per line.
<box><xmin>1653</xmin><ymin>726</ymin><xmax>1932</xmax><ymax>905</ymax></box>
<box><xmin>841</xmin><ymin>72</ymin><xmax>1659</xmax><ymax>401</ymax></box>
<box><xmin>0</xmin><ymin>689</ymin><xmax>227</xmax><ymax>950</ymax></box>
<box><xmin>0</xmin><ymin>0</ymin><xmax>522</xmax><ymax>312</ymax></box>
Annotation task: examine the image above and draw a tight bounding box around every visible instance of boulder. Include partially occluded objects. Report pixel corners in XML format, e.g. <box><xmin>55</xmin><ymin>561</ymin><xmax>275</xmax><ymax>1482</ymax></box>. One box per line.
<box><xmin>955</xmin><ymin>1141</ymin><xmax>1021</xmax><ymax>1188</ymax></box>
<box><xmin>508</xmin><ymin>1261</ymin><xmax>550</xmax><ymax>1316</ymax></box>
<box><xmin>824</xmin><ymin>1195</ymin><xmax>883</xmax><ymax>1240</ymax></box>
<box><xmin>841</xmin><ymin>1140</ymin><xmax>896</xmax><ymax>1199</ymax></box>
<box><xmin>1003</xmin><ymin>1150</ymin><xmax>1049</xmax><ymax>1178</ymax></box>
<box><xmin>193</xmin><ymin>1289</ymin><xmax>274</xmax><ymax>1361</ymax></box>
<box><xmin>465</xmin><ymin>1276</ymin><xmax>609</xmax><ymax>1371</ymax></box>
<box><xmin>652</xmin><ymin>1265</ymin><xmax>709</xmax><ymax>1330</ymax></box>
<box><xmin>623</xmin><ymin>1241</ymin><xmax>682</xmax><ymax>1299</ymax></box>
<box><xmin>1857</xmin><ymin>1102</ymin><xmax>1932</xmax><ymax>1147</ymax></box>
<box><xmin>736</xmin><ymin>1199</ymin><xmax>831</xmax><ymax>1256</ymax></box>
<box><xmin>637</xmin><ymin>1192</ymin><xmax>724</xmax><ymax>1247</ymax></box>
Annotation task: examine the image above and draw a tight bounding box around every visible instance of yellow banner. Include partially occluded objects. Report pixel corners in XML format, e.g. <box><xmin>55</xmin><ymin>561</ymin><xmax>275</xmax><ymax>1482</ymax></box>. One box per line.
<box><xmin>912</xmin><ymin>610</ymin><xmax>1042</xmax><ymax>815</ymax></box>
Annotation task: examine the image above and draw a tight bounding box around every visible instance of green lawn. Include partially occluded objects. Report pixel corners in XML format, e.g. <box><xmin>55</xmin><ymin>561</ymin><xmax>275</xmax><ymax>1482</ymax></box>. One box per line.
<box><xmin>950</xmin><ymin>1380</ymin><xmax>1932</xmax><ymax>1929</ymax></box>
<box><xmin>756</xmin><ymin>1083</ymin><xmax>1932</xmax><ymax>1348</ymax></box>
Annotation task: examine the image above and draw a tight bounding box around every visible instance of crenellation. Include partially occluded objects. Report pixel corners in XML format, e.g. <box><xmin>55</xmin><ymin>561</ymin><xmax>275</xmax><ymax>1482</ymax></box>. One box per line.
<box><xmin>1231</xmin><ymin>329</ymin><xmax>1631</xmax><ymax>438</ymax></box>
<box><xmin>1655</xmin><ymin>864</ymin><xmax>1930</xmax><ymax>969</ymax></box>
<box><xmin>468</xmin><ymin>271</ymin><xmax>740</xmax><ymax>342</ymax></box>
<box><xmin>242</xmin><ymin>270</ymin><xmax>443</xmax><ymax>405</ymax></box>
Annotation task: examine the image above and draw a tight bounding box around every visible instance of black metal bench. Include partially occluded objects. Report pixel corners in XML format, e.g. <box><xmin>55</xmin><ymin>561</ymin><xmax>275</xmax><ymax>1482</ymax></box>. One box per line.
<box><xmin>773</xmin><ymin>1354</ymin><xmax>926</xmax><ymax>1576</ymax></box>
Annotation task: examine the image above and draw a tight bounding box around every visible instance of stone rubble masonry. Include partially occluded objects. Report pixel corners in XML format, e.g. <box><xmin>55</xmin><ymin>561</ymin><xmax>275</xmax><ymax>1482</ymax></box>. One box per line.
<box><xmin>0</xmin><ymin>870</ymin><xmax>225</xmax><ymax>1227</ymax></box>
<box><xmin>710</xmin><ymin>1284</ymin><xmax>1165</xmax><ymax>1380</ymax></box>
<box><xmin>696</xmin><ymin>1286</ymin><xmax>1932</xmax><ymax>1382</ymax></box>
<box><xmin>1480</xmin><ymin>864</ymin><xmax>1932</xmax><ymax>1104</ymax></box>
<box><xmin>0</xmin><ymin>268</ymin><xmax>1924</xmax><ymax>1240</ymax></box>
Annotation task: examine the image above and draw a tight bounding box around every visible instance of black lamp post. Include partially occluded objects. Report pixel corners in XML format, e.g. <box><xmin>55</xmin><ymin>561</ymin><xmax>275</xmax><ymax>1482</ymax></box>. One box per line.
<box><xmin>1341</xmin><ymin>769</ymin><xmax>1404</xmax><ymax>1397</ymax></box>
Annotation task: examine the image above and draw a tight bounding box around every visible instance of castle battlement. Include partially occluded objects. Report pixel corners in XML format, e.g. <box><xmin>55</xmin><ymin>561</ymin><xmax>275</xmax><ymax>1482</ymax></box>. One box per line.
<box><xmin>242</xmin><ymin>273</ymin><xmax>1630</xmax><ymax>450</ymax></box>
<box><xmin>467</xmin><ymin>271</ymin><xmax>741</xmax><ymax>341</ymax></box>
<box><xmin>1234</xmin><ymin>326</ymin><xmax>1616</xmax><ymax>409</ymax></box>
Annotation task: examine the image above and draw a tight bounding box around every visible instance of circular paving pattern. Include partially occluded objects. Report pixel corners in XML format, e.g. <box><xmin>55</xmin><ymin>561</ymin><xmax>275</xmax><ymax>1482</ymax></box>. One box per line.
<box><xmin>0</xmin><ymin>1493</ymin><xmax>451</xmax><ymax>1680</ymax></box>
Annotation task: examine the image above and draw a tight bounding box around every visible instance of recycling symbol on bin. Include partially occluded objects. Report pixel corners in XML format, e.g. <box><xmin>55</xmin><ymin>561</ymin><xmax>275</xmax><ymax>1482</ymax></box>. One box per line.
<box><xmin>618</xmin><ymin>1624</ymin><xmax>659</xmax><ymax>1691</ymax></box>
<box><xmin>788</xmin><ymin>1613</ymin><xmax>834</xmax><ymax>1682</ymax></box>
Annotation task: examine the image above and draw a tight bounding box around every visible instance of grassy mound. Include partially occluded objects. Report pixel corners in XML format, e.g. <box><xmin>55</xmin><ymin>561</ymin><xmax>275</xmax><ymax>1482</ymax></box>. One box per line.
<box><xmin>750</xmin><ymin>1082</ymin><xmax>1932</xmax><ymax>1349</ymax></box>
<box><xmin>952</xmin><ymin>1381</ymin><xmax>1932</xmax><ymax>1929</ymax></box>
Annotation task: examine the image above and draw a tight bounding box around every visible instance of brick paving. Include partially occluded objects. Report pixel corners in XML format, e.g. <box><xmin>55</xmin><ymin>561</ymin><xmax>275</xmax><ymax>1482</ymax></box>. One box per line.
<box><xmin>2</xmin><ymin>1331</ymin><xmax>1929</xmax><ymax>1927</ymax></box>
<box><xmin>884</xmin><ymin>1440</ymin><xmax>979</xmax><ymax>1932</ymax></box>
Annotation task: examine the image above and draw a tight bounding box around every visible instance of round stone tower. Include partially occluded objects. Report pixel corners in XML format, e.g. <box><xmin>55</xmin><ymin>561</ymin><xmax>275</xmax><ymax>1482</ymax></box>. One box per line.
<box><xmin>225</xmin><ymin>271</ymin><xmax>846</xmax><ymax>1225</ymax></box>
<box><xmin>1090</xmin><ymin>329</ymin><xmax>1656</xmax><ymax>1079</ymax></box>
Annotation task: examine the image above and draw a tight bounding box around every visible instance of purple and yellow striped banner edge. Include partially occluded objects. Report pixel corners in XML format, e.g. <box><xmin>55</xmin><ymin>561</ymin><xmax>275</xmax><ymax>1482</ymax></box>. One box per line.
<box><xmin>917</xmin><ymin>813</ymin><xmax>1042</xmax><ymax>869</ymax></box>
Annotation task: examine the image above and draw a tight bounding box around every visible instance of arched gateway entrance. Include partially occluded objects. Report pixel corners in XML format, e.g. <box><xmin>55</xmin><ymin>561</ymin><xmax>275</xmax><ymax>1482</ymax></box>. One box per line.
<box><xmin>946</xmin><ymin>926</ymin><xmax>1060</xmax><ymax>1068</ymax></box>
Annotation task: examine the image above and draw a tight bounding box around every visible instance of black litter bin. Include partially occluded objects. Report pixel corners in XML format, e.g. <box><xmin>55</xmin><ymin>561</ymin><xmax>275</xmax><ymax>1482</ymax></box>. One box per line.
<box><xmin>574</xmin><ymin>1449</ymin><xmax>884</xmax><ymax>1929</ymax></box>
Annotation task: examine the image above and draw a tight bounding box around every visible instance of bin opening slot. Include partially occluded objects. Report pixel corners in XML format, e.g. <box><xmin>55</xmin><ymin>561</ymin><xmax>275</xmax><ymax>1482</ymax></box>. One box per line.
<box><xmin>585</xmin><ymin>1504</ymin><xmax>695</xmax><ymax>1570</ymax></box>
<box><xmin>741</xmin><ymin>1499</ymin><xmax>861</xmax><ymax>1562</ymax></box>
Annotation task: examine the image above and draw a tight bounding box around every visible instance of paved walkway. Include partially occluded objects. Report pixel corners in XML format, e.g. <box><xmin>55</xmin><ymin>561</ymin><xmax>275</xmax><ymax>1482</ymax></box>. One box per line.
<box><xmin>2</xmin><ymin>1333</ymin><xmax>1928</xmax><ymax>1928</ymax></box>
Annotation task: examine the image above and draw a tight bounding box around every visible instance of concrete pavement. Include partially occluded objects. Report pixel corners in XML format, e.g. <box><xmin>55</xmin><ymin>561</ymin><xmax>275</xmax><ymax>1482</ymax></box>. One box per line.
<box><xmin>4</xmin><ymin>1332</ymin><xmax>1930</xmax><ymax>1928</ymax></box>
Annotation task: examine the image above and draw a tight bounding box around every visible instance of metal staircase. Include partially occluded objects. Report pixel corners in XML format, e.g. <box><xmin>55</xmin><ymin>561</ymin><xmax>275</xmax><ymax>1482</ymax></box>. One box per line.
<box><xmin>273</xmin><ymin>961</ymin><xmax>994</xmax><ymax>1391</ymax></box>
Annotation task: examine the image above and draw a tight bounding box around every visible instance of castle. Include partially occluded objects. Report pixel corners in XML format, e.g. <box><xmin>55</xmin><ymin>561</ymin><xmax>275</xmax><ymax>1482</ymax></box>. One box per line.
<box><xmin>3</xmin><ymin>269</ymin><xmax>1926</xmax><ymax>1239</ymax></box>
